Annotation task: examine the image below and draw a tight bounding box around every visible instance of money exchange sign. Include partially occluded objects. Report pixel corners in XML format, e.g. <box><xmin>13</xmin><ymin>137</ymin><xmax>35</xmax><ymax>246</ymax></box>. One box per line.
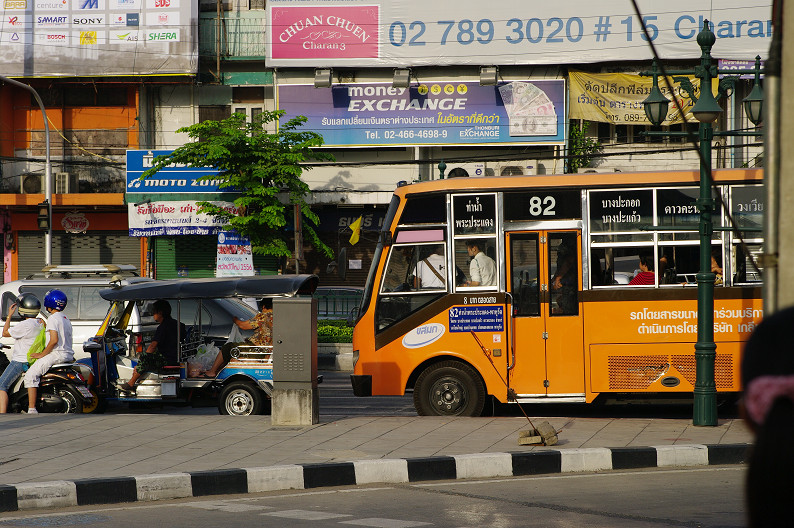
<box><xmin>278</xmin><ymin>80</ymin><xmax>565</xmax><ymax>147</ymax></box>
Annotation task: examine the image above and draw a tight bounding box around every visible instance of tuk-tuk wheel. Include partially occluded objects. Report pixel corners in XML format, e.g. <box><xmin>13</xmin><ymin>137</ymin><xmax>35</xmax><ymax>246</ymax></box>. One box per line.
<box><xmin>218</xmin><ymin>381</ymin><xmax>266</xmax><ymax>416</ymax></box>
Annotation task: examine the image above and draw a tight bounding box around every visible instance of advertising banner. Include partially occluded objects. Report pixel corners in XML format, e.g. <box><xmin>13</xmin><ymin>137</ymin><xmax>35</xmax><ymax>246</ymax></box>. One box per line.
<box><xmin>266</xmin><ymin>0</ymin><xmax>771</xmax><ymax>67</ymax></box>
<box><xmin>278</xmin><ymin>80</ymin><xmax>565</xmax><ymax>147</ymax></box>
<box><xmin>569</xmin><ymin>71</ymin><xmax>707</xmax><ymax>125</ymax></box>
<box><xmin>126</xmin><ymin>150</ymin><xmax>235</xmax><ymax>194</ymax></box>
<box><xmin>216</xmin><ymin>230</ymin><xmax>254</xmax><ymax>277</ymax></box>
<box><xmin>127</xmin><ymin>201</ymin><xmax>239</xmax><ymax>237</ymax></box>
<box><xmin>1</xmin><ymin>0</ymin><xmax>197</xmax><ymax>77</ymax></box>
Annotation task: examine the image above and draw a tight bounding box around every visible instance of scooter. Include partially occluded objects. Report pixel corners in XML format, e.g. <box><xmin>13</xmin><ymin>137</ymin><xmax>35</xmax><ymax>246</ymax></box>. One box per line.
<box><xmin>0</xmin><ymin>344</ymin><xmax>97</xmax><ymax>413</ymax></box>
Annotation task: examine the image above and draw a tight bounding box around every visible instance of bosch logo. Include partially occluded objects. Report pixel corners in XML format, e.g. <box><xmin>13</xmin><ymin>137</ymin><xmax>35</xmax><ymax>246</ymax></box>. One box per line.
<box><xmin>47</xmin><ymin>34</ymin><xmax>65</xmax><ymax>39</ymax></box>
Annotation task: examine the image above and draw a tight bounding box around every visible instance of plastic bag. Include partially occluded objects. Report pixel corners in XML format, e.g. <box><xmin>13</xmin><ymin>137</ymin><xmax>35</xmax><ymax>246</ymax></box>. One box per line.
<box><xmin>27</xmin><ymin>324</ymin><xmax>46</xmax><ymax>366</ymax></box>
<box><xmin>194</xmin><ymin>343</ymin><xmax>219</xmax><ymax>370</ymax></box>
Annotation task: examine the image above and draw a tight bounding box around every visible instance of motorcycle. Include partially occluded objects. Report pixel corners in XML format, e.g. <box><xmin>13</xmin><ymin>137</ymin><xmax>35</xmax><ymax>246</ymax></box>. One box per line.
<box><xmin>0</xmin><ymin>344</ymin><xmax>98</xmax><ymax>413</ymax></box>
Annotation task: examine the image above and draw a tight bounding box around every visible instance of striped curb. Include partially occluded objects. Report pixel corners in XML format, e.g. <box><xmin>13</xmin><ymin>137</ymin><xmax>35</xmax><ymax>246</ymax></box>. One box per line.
<box><xmin>0</xmin><ymin>443</ymin><xmax>750</xmax><ymax>512</ymax></box>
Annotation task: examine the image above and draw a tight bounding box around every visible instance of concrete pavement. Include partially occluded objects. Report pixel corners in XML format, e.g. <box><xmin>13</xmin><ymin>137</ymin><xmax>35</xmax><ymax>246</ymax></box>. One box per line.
<box><xmin>0</xmin><ymin>407</ymin><xmax>752</xmax><ymax>512</ymax></box>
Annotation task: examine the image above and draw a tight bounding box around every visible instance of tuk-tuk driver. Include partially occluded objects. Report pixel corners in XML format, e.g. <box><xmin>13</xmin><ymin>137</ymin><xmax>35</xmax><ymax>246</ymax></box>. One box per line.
<box><xmin>116</xmin><ymin>300</ymin><xmax>184</xmax><ymax>392</ymax></box>
<box><xmin>202</xmin><ymin>298</ymin><xmax>273</xmax><ymax>378</ymax></box>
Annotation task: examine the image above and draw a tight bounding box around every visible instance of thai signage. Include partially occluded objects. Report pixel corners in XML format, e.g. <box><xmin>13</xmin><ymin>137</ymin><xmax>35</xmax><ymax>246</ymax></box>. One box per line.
<box><xmin>127</xmin><ymin>201</ymin><xmax>240</xmax><ymax>237</ymax></box>
<box><xmin>278</xmin><ymin>80</ymin><xmax>565</xmax><ymax>147</ymax></box>
<box><xmin>266</xmin><ymin>0</ymin><xmax>771</xmax><ymax>67</ymax></box>
<box><xmin>0</xmin><ymin>0</ymin><xmax>196</xmax><ymax>77</ymax></box>
<box><xmin>216</xmin><ymin>230</ymin><xmax>254</xmax><ymax>277</ymax></box>
<box><xmin>569</xmin><ymin>71</ymin><xmax>711</xmax><ymax>125</ymax></box>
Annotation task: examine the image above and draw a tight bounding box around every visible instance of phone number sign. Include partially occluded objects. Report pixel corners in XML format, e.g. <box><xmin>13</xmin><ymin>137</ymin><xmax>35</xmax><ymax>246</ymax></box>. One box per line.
<box><xmin>449</xmin><ymin>306</ymin><xmax>504</xmax><ymax>333</ymax></box>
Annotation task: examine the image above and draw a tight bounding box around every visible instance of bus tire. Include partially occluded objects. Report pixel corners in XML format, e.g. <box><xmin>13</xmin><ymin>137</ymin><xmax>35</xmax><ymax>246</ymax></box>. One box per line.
<box><xmin>413</xmin><ymin>361</ymin><xmax>485</xmax><ymax>417</ymax></box>
<box><xmin>218</xmin><ymin>381</ymin><xmax>265</xmax><ymax>416</ymax></box>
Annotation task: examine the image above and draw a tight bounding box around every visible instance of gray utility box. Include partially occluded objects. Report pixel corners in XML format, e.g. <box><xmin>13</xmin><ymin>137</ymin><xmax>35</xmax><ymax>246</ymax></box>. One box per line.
<box><xmin>272</xmin><ymin>297</ymin><xmax>318</xmax><ymax>389</ymax></box>
<box><xmin>271</xmin><ymin>297</ymin><xmax>319</xmax><ymax>426</ymax></box>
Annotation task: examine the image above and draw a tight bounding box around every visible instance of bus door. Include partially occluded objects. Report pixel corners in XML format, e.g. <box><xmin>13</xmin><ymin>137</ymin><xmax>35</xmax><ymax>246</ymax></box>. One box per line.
<box><xmin>506</xmin><ymin>230</ymin><xmax>585</xmax><ymax>400</ymax></box>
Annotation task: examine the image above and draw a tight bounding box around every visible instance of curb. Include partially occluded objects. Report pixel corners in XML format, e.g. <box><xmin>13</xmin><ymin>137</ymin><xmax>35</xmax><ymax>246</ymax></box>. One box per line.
<box><xmin>0</xmin><ymin>443</ymin><xmax>750</xmax><ymax>512</ymax></box>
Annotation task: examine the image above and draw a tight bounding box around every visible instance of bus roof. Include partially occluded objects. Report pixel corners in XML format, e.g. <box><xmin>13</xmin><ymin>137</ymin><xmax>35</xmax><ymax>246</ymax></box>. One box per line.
<box><xmin>394</xmin><ymin>168</ymin><xmax>763</xmax><ymax>198</ymax></box>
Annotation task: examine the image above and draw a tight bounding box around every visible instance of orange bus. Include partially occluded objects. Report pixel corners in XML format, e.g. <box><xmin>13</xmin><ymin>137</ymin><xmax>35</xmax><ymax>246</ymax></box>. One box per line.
<box><xmin>350</xmin><ymin>168</ymin><xmax>764</xmax><ymax>416</ymax></box>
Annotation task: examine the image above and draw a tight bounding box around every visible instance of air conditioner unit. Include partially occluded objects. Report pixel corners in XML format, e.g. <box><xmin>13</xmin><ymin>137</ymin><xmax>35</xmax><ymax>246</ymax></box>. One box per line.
<box><xmin>577</xmin><ymin>168</ymin><xmax>618</xmax><ymax>174</ymax></box>
<box><xmin>55</xmin><ymin>172</ymin><xmax>78</xmax><ymax>194</ymax></box>
<box><xmin>19</xmin><ymin>173</ymin><xmax>78</xmax><ymax>194</ymax></box>
<box><xmin>490</xmin><ymin>161</ymin><xmax>539</xmax><ymax>177</ymax></box>
<box><xmin>445</xmin><ymin>162</ymin><xmax>485</xmax><ymax>178</ymax></box>
<box><xmin>20</xmin><ymin>174</ymin><xmax>44</xmax><ymax>194</ymax></box>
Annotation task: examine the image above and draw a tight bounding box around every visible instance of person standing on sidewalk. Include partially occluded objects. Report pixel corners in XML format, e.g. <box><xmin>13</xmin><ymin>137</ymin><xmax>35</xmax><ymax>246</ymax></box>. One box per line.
<box><xmin>741</xmin><ymin>306</ymin><xmax>794</xmax><ymax>527</ymax></box>
<box><xmin>0</xmin><ymin>294</ymin><xmax>45</xmax><ymax>413</ymax></box>
<box><xmin>24</xmin><ymin>289</ymin><xmax>73</xmax><ymax>414</ymax></box>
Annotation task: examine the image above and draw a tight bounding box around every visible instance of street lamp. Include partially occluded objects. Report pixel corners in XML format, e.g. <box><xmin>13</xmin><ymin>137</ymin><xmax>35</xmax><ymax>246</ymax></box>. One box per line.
<box><xmin>641</xmin><ymin>20</ymin><xmax>764</xmax><ymax>426</ymax></box>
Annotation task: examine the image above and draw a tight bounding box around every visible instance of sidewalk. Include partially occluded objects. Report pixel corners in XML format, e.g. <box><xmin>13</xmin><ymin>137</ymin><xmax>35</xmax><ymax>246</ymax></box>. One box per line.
<box><xmin>0</xmin><ymin>411</ymin><xmax>752</xmax><ymax>512</ymax></box>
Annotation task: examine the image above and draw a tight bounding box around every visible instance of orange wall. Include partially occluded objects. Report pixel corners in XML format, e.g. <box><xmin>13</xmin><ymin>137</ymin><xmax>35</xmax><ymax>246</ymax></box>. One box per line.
<box><xmin>0</xmin><ymin>84</ymin><xmax>139</xmax><ymax>155</ymax></box>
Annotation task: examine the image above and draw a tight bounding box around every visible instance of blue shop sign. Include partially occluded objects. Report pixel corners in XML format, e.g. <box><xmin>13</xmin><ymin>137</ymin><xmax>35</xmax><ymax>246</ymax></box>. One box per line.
<box><xmin>449</xmin><ymin>306</ymin><xmax>504</xmax><ymax>333</ymax></box>
<box><xmin>126</xmin><ymin>150</ymin><xmax>233</xmax><ymax>194</ymax></box>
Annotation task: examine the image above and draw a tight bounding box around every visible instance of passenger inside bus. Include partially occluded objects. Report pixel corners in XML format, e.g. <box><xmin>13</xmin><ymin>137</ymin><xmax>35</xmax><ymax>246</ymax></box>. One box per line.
<box><xmin>628</xmin><ymin>254</ymin><xmax>656</xmax><ymax>285</ymax></box>
<box><xmin>413</xmin><ymin>244</ymin><xmax>446</xmax><ymax>290</ymax></box>
<box><xmin>464</xmin><ymin>239</ymin><xmax>496</xmax><ymax>287</ymax></box>
<box><xmin>550</xmin><ymin>235</ymin><xmax>578</xmax><ymax>315</ymax></box>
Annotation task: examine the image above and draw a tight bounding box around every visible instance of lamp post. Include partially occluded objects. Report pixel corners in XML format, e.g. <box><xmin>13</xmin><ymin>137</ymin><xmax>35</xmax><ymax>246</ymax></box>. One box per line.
<box><xmin>0</xmin><ymin>75</ymin><xmax>52</xmax><ymax>266</ymax></box>
<box><xmin>641</xmin><ymin>21</ymin><xmax>764</xmax><ymax>426</ymax></box>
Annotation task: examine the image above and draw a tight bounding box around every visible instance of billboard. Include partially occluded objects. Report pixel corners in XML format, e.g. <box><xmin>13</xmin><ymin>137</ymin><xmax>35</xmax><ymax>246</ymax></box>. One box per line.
<box><xmin>1</xmin><ymin>0</ymin><xmax>197</xmax><ymax>77</ymax></box>
<box><xmin>266</xmin><ymin>0</ymin><xmax>772</xmax><ymax>67</ymax></box>
<box><xmin>278</xmin><ymin>80</ymin><xmax>566</xmax><ymax>147</ymax></box>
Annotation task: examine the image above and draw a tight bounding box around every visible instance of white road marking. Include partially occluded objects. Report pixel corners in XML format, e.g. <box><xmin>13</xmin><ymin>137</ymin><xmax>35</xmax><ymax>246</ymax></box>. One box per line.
<box><xmin>340</xmin><ymin>518</ymin><xmax>433</xmax><ymax>527</ymax></box>
<box><xmin>262</xmin><ymin>509</ymin><xmax>353</xmax><ymax>520</ymax></box>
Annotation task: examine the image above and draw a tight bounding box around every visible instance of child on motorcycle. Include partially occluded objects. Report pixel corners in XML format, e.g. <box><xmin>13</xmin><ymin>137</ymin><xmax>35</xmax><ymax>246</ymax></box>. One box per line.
<box><xmin>0</xmin><ymin>293</ymin><xmax>45</xmax><ymax>413</ymax></box>
<box><xmin>24</xmin><ymin>289</ymin><xmax>74</xmax><ymax>414</ymax></box>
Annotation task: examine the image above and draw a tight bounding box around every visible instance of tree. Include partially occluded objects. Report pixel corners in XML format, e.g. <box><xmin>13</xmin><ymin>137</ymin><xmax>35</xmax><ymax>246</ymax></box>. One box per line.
<box><xmin>142</xmin><ymin>110</ymin><xmax>334</xmax><ymax>259</ymax></box>
<box><xmin>566</xmin><ymin>121</ymin><xmax>603</xmax><ymax>173</ymax></box>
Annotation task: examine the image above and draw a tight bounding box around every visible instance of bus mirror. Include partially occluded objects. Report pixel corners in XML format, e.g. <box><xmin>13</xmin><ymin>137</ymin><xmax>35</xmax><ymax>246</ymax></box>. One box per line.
<box><xmin>380</xmin><ymin>231</ymin><xmax>393</xmax><ymax>246</ymax></box>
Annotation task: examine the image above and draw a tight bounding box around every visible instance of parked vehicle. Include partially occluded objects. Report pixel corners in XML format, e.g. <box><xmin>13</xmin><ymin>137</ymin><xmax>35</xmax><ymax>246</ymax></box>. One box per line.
<box><xmin>0</xmin><ymin>344</ymin><xmax>96</xmax><ymax>413</ymax></box>
<box><xmin>0</xmin><ymin>264</ymin><xmax>151</xmax><ymax>360</ymax></box>
<box><xmin>82</xmin><ymin>274</ymin><xmax>319</xmax><ymax>415</ymax></box>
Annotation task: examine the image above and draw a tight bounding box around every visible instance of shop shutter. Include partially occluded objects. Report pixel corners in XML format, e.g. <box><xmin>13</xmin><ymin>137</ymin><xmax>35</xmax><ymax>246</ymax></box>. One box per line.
<box><xmin>153</xmin><ymin>235</ymin><xmax>278</xmax><ymax>279</ymax></box>
<box><xmin>17</xmin><ymin>231</ymin><xmax>141</xmax><ymax>279</ymax></box>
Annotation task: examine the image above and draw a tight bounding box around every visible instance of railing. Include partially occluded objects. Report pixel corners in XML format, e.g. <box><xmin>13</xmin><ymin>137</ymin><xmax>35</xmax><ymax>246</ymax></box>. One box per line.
<box><xmin>199</xmin><ymin>12</ymin><xmax>268</xmax><ymax>59</ymax></box>
<box><xmin>315</xmin><ymin>293</ymin><xmax>363</xmax><ymax>320</ymax></box>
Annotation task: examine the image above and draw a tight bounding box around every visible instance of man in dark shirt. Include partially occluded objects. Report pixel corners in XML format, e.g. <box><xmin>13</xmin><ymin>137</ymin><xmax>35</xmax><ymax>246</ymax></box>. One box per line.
<box><xmin>115</xmin><ymin>299</ymin><xmax>184</xmax><ymax>392</ymax></box>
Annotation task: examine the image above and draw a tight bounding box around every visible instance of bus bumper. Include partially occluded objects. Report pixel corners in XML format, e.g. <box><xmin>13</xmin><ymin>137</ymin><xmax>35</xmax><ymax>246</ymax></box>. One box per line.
<box><xmin>350</xmin><ymin>374</ymin><xmax>372</xmax><ymax>397</ymax></box>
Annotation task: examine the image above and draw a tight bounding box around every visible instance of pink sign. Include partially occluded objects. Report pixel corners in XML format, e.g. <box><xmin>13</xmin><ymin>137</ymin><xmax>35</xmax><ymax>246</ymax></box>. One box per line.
<box><xmin>269</xmin><ymin>5</ymin><xmax>379</xmax><ymax>60</ymax></box>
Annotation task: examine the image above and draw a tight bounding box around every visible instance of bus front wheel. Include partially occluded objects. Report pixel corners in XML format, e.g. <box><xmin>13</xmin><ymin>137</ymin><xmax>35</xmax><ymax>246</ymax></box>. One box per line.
<box><xmin>413</xmin><ymin>361</ymin><xmax>485</xmax><ymax>417</ymax></box>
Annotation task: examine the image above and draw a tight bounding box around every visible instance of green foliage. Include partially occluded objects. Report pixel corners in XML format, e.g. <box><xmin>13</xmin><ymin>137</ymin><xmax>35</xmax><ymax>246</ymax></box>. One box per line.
<box><xmin>567</xmin><ymin>121</ymin><xmax>603</xmax><ymax>174</ymax></box>
<box><xmin>317</xmin><ymin>321</ymin><xmax>353</xmax><ymax>343</ymax></box>
<box><xmin>141</xmin><ymin>111</ymin><xmax>335</xmax><ymax>259</ymax></box>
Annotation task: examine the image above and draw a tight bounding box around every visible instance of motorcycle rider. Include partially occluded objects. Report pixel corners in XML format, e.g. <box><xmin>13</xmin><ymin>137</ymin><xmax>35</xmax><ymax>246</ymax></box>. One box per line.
<box><xmin>24</xmin><ymin>289</ymin><xmax>73</xmax><ymax>414</ymax></box>
<box><xmin>0</xmin><ymin>293</ymin><xmax>45</xmax><ymax>413</ymax></box>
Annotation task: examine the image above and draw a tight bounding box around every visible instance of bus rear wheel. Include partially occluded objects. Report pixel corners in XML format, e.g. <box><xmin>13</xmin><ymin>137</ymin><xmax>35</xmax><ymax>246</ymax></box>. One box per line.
<box><xmin>413</xmin><ymin>361</ymin><xmax>485</xmax><ymax>417</ymax></box>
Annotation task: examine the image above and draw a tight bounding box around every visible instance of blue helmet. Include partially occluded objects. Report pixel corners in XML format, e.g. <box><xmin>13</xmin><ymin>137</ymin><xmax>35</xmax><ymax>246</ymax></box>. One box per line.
<box><xmin>43</xmin><ymin>289</ymin><xmax>67</xmax><ymax>311</ymax></box>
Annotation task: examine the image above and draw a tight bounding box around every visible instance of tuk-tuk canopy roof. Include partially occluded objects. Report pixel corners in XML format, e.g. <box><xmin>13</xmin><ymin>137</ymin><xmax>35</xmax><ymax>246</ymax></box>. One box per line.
<box><xmin>99</xmin><ymin>275</ymin><xmax>319</xmax><ymax>301</ymax></box>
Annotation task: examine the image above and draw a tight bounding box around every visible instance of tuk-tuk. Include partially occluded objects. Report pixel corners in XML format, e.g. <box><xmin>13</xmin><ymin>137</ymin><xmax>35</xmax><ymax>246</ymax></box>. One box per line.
<box><xmin>82</xmin><ymin>274</ymin><xmax>319</xmax><ymax>415</ymax></box>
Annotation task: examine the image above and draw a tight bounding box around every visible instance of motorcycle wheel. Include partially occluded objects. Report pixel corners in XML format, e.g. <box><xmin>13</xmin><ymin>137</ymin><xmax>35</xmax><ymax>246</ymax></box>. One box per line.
<box><xmin>81</xmin><ymin>387</ymin><xmax>107</xmax><ymax>414</ymax></box>
<box><xmin>55</xmin><ymin>387</ymin><xmax>83</xmax><ymax>414</ymax></box>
